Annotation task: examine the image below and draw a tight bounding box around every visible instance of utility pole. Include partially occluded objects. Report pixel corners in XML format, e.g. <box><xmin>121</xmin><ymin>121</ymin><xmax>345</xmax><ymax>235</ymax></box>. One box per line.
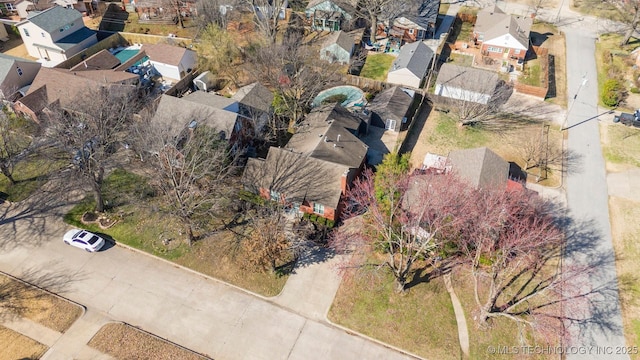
<box><xmin>562</xmin><ymin>75</ymin><xmax>588</xmax><ymax>130</ymax></box>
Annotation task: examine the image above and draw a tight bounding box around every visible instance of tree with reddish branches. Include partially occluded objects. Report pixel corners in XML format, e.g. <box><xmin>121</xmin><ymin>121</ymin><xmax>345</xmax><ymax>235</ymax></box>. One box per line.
<box><xmin>331</xmin><ymin>169</ymin><xmax>473</xmax><ymax>293</ymax></box>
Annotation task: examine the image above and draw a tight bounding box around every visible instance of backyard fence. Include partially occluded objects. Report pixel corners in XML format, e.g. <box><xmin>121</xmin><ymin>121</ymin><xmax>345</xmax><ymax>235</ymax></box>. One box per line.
<box><xmin>514</xmin><ymin>46</ymin><xmax>549</xmax><ymax>100</ymax></box>
<box><xmin>344</xmin><ymin>74</ymin><xmax>391</xmax><ymax>92</ymax></box>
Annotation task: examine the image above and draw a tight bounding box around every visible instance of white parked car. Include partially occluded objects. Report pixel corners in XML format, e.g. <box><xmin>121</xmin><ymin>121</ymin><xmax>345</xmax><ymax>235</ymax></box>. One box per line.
<box><xmin>63</xmin><ymin>229</ymin><xmax>105</xmax><ymax>252</ymax></box>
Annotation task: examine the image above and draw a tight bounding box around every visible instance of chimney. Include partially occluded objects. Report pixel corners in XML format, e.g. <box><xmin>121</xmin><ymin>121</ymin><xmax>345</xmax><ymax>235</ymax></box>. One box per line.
<box><xmin>341</xmin><ymin>170</ymin><xmax>349</xmax><ymax>194</ymax></box>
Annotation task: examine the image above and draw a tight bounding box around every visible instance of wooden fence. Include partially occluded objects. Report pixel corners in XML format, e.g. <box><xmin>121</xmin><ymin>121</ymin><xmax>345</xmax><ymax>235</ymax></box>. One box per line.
<box><xmin>514</xmin><ymin>46</ymin><xmax>549</xmax><ymax>100</ymax></box>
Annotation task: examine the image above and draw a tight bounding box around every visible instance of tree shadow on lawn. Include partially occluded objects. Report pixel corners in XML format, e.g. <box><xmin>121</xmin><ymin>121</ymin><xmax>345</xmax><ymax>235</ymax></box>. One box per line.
<box><xmin>405</xmin><ymin>259</ymin><xmax>456</xmax><ymax>291</ymax></box>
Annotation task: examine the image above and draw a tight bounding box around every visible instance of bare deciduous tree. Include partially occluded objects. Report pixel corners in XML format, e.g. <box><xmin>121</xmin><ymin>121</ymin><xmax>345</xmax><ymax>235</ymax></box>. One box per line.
<box><xmin>46</xmin><ymin>86</ymin><xmax>142</xmax><ymax>213</ymax></box>
<box><xmin>583</xmin><ymin>0</ymin><xmax>640</xmax><ymax>45</ymax></box>
<box><xmin>331</xmin><ymin>170</ymin><xmax>474</xmax><ymax>293</ymax></box>
<box><xmin>142</xmin><ymin>122</ymin><xmax>240</xmax><ymax>246</ymax></box>
<box><xmin>242</xmin><ymin>206</ymin><xmax>291</xmax><ymax>273</ymax></box>
<box><xmin>248</xmin><ymin>34</ymin><xmax>342</xmax><ymax>124</ymax></box>
<box><xmin>247</xmin><ymin>0</ymin><xmax>287</xmax><ymax>43</ymax></box>
<box><xmin>197</xmin><ymin>23</ymin><xmax>243</xmax><ymax>86</ymax></box>
<box><xmin>338</xmin><ymin>0</ymin><xmax>409</xmax><ymax>43</ymax></box>
<box><xmin>0</xmin><ymin>112</ymin><xmax>30</xmax><ymax>185</ymax></box>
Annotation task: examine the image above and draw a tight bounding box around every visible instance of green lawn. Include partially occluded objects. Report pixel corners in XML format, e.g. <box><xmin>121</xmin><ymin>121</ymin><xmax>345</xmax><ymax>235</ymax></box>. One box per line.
<box><xmin>602</xmin><ymin>125</ymin><xmax>640</xmax><ymax>167</ymax></box>
<box><xmin>595</xmin><ymin>33</ymin><xmax>639</xmax><ymax>110</ymax></box>
<box><xmin>360</xmin><ymin>53</ymin><xmax>395</xmax><ymax>81</ymax></box>
<box><xmin>0</xmin><ymin>156</ymin><xmax>66</xmax><ymax>202</ymax></box>
<box><xmin>450</xmin><ymin>53</ymin><xmax>473</xmax><ymax>67</ymax></box>
<box><xmin>329</xmin><ymin>266</ymin><xmax>460</xmax><ymax>359</ymax></box>
<box><xmin>64</xmin><ymin>168</ymin><xmax>288</xmax><ymax>296</ymax></box>
<box><xmin>519</xmin><ymin>62</ymin><xmax>542</xmax><ymax>87</ymax></box>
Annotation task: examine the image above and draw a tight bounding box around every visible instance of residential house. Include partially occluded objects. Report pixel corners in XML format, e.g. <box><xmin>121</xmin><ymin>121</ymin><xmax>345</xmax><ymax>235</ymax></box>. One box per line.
<box><xmin>241</xmin><ymin>103</ymin><xmax>368</xmax><ymax>221</ymax></box>
<box><xmin>0</xmin><ymin>0</ymin><xmax>17</xmax><ymax>14</ymax></box>
<box><xmin>305</xmin><ymin>0</ymin><xmax>354</xmax><ymax>32</ymax></box>
<box><xmin>320</xmin><ymin>30</ymin><xmax>353</xmax><ymax>64</ymax></box>
<box><xmin>140</xmin><ymin>43</ymin><xmax>197</xmax><ymax>81</ymax></box>
<box><xmin>473</xmin><ymin>5</ymin><xmax>532</xmax><ymax>62</ymax></box>
<box><xmin>387</xmin><ymin>41</ymin><xmax>434</xmax><ymax>89</ymax></box>
<box><xmin>378</xmin><ymin>0</ymin><xmax>440</xmax><ymax>42</ymax></box>
<box><xmin>255</xmin><ymin>0</ymin><xmax>289</xmax><ymax>21</ymax></box>
<box><xmin>17</xmin><ymin>6</ymin><xmax>97</xmax><ymax>66</ymax></box>
<box><xmin>15</xmin><ymin>0</ymin><xmax>88</xmax><ymax>18</ymax></box>
<box><xmin>232</xmin><ymin>82</ymin><xmax>274</xmax><ymax>121</ymax></box>
<box><xmin>421</xmin><ymin>147</ymin><xmax>522</xmax><ymax>190</ymax></box>
<box><xmin>434</xmin><ymin>63</ymin><xmax>501</xmax><ymax>105</ymax></box>
<box><xmin>50</xmin><ymin>0</ymin><xmax>87</xmax><ymax>12</ymax></box>
<box><xmin>150</xmin><ymin>92</ymin><xmax>249</xmax><ymax>146</ymax></box>
<box><xmin>0</xmin><ymin>53</ymin><xmax>41</xmax><ymax>100</ymax></box>
<box><xmin>68</xmin><ymin>49</ymin><xmax>121</xmax><ymax>71</ymax></box>
<box><xmin>15</xmin><ymin>0</ymin><xmax>36</xmax><ymax>19</ymax></box>
<box><xmin>367</xmin><ymin>86</ymin><xmax>416</xmax><ymax>132</ymax></box>
<box><xmin>448</xmin><ymin>147</ymin><xmax>509</xmax><ymax>189</ymax></box>
<box><xmin>14</xmin><ymin>66</ymin><xmax>138</xmax><ymax>121</ymax></box>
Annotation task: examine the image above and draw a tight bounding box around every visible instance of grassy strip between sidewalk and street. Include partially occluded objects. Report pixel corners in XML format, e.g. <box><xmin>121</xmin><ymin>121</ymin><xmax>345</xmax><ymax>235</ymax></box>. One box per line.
<box><xmin>89</xmin><ymin>322</ymin><xmax>209</xmax><ymax>360</ymax></box>
<box><xmin>0</xmin><ymin>274</ymin><xmax>83</xmax><ymax>333</ymax></box>
<box><xmin>0</xmin><ymin>326</ymin><xmax>48</xmax><ymax>360</ymax></box>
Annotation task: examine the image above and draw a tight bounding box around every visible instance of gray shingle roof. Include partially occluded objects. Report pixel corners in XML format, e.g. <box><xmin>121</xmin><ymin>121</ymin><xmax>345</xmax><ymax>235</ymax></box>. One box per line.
<box><xmin>241</xmin><ymin>147</ymin><xmax>349</xmax><ymax>209</ymax></box>
<box><xmin>390</xmin><ymin>41</ymin><xmax>434</xmax><ymax>78</ymax></box>
<box><xmin>286</xmin><ymin>103</ymin><xmax>368</xmax><ymax>168</ymax></box>
<box><xmin>474</xmin><ymin>5</ymin><xmax>532</xmax><ymax>49</ymax></box>
<box><xmin>232</xmin><ymin>82</ymin><xmax>274</xmax><ymax>114</ymax></box>
<box><xmin>367</xmin><ymin>86</ymin><xmax>414</xmax><ymax>131</ymax></box>
<box><xmin>435</xmin><ymin>63</ymin><xmax>500</xmax><ymax>95</ymax></box>
<box><xmin>322</xmin><ymin>30</ymin><xmax>353</xmax><ymax>53</ymax></box>
<box><xmin>23</xmin><ymin>6</ymin><xmax>82</xmax><ymax>34</ymax></box>
<box><xmin>447</xmin><ymin>147</ymin><xmax>509</xmax><ymax>189</ymax></box>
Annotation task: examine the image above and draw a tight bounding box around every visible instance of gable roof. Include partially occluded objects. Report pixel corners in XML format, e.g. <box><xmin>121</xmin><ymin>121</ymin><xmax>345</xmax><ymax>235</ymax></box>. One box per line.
<box><xmin>397</xmin><ymin>0</ymin><xmax>440</xmax><ymax>30</ymax></box>
<box><xmin>322</xmin><ymin>30</ymin><xmax>353</xmax><ymax>53</ymax></box>
<box><xmin>286</xmin><ymin>103</ymin><xmax>368</xmax><ymax>168</ymax></box>
<box><xmin>141</xmin><ymin>43</ymin><xmax>193</xmax><ymax>66</ymax></box>
<box><xmin>242</xmin><ymin>147</ymin><xmax>349</xmax><ymax>209</ymax></box>
<box><xmin>70</xmin><ymin>49</ymin><xmax>120</xmax><ymax>71</ymax></box>
<box><xmin>232</xmin><ymin>82</ymin><xmax>274</xmax><ymax>114</ymax></box>
<box><xmin>151</xmin><ymin>93</ymin><xmax>239</xmax><ymax>138</ymax></box>
<box><xmin>20</xmin><ymin>6</ymin><xmax>82</xmax><ymax>33</ymax></box>
<box><xmin>367</xmin><ymin>86</ymin><xmax>414</xmax><ymax>123</ymax></box>
<box><xmin>0</xmin><ymin>53</ymin><xmax>38</xmax><ymax>81</ymax></box>
<box><xmin>447</xmin><ymin>147</ymin><xmax>509</xmax><ymax>189</ymax></box>
<box><xmin>306</xmin><ymin>0</ymin><xmax>356</xmax><ymax>11</ymax></box>
<box><xmin>24</xmin><ymin>67</ymin><xmax>137</xmax><ymax>108</ymax></box>
<box><xmin>390</xmin><ymin>41</ymin><xmax>434</xmax><ymax>78</ymax></box>
<box><xmin>435</xmin><ymin>63</ymin><xmax>500</xmax><ymax>95</ymax></box>
<box><xmin>475</xmin><ymin>5</ymin><xmax>532</xmax><ymax>50</ymax></box>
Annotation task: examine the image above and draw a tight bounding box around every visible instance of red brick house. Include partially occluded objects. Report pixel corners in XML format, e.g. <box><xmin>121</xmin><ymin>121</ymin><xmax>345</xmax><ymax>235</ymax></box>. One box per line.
<box><xmin>241</xmin><ymin>104</ymin><xmax>368</xmax><ymax>221</ymax></box>
<box><xmin>473</xmin><ymin>5</ymin><xmax>532</xmax><ymax>62</ymax></box>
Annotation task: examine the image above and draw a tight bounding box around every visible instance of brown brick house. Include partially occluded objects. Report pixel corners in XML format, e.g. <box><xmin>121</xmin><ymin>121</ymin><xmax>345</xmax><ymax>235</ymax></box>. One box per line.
<box><xmin>473</xmin><ymin>5</ymin><xmax>532</xmax><ymax>62</ymax></box>
<box><xmin>241</xmin><ymin>104</ymin><xmax>368</xmax><ymax>221</ymax></box>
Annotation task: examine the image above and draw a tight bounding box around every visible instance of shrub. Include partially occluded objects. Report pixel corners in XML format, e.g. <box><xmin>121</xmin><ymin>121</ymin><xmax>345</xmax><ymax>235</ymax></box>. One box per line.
<box><xmin>601</xmin><ymin>79</ymin><xmax>623</xmax><ymax>107</ymax></box>
<box><xmin>310</xmin><ymin>214</ymin><xmax>318</xmax><ymax>222</ymax></box>
<box><xmin>316</xmin><ymin>217</ymin><xmax>326</xmax><ymax>226</ymax></box>
<box><xmin>631</xmin><ymin>87</ymin><xmax>640</xmax><ymax>94</ymax></box>
<box><xmin>326</xmin><ymin>220</ymin><xmax>335</xmax><ymax>228</ymax></box>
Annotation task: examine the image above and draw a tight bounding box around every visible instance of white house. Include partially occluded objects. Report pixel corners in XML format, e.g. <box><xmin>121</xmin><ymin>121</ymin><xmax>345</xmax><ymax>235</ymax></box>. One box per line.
<box><xmin>434</xmin><ymin>63</ymin><xmax>500</xmax><ymax>105</ymax></box>
<box><xmin>141</xmin><ymin>43</ymin><xmax>197</xmax><ymax>81</ymax></box>
<box><xmin>16</xmin><ymin>6</ymin><xmax>97</xmax><ymax>66</ymax></box>
<box><xmin>386</xmin><ymin>41</ymin><xmax>434</xmax><ymax>89</ymax></box>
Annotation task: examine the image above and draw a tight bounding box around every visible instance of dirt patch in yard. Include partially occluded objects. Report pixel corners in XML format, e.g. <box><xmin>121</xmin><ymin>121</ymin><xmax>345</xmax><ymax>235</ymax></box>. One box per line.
<box><xmin>0</xmin><ymin>274</ymin><xmax>83</xmax><ymax>333</ymax></box>
<box><xmin>89</xmin><ymin>322</ymin><xmax>210</xmax><ymax>360</ymax></box>
<box><xmin>0</xmin><ymin>326</ymin><xmax>48</xmax><ymax>360</ymax></box>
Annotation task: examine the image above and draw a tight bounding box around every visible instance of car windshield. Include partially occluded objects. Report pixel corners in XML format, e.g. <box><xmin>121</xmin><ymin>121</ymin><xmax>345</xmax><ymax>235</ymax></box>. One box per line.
<box><xmin>88</xmin><ymin>235</ymin><xmax>100</xmax><ymax>245</ymax></box>
<box><xmin>76</xmin><ymin>231</ymin><xmax>88</xmax><ymax>239</ymax></box>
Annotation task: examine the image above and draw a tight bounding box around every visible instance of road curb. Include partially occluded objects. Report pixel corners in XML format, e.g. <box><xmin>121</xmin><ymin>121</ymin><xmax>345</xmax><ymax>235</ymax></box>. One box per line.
<box><xmin>109</xmin><ymin>239</ymin><xmax>273</xmax><ymax>302</ymax></box>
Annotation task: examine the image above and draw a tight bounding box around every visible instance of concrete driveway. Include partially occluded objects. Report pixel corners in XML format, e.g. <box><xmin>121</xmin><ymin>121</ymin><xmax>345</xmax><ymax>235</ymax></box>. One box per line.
<box><xmin>0</xmin><ymin>205</ymin><xmax>414</xmax><ymax>360</ymax></box>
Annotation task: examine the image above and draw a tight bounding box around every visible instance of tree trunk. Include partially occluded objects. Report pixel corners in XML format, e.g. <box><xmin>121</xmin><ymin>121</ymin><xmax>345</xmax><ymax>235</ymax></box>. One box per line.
<box><xmin>185</xmin><ymin>222</ymin><xmax>195</xmax><ymax>246</ymax></box>
<box><xmin>370</xmin><ymin>15</ymin><xmax>378</xmax><ymax>43</ymax></box>
<box><xmin>394</xmin><ymin>276</ymin><xmax>407</xmax><ymax>294</ymax></box>
<box><xmin>270</xmin><ymin>258</ymin><xmax>277</xmax><ymax>274</ymax></box>
<box><xmin>621</xmin><ymin>12</ymin><xmax>640</xmax><ymax>45</ymax></box>
<box><xmin>92</xmin><ymin>167</ymin><xmax>105</xmax><ymax>213</ymax></box>
<box><xmin>0</xmin><ymin>165</ymin><xmax>16</xmax><ymax>185</ymax></box>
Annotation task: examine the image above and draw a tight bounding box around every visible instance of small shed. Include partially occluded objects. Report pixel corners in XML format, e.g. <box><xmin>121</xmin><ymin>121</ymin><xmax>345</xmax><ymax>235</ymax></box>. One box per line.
<box><xmin>320</xmin><ymin>30</ymin><xmax>354</xmax><ymax>64</ymax></box>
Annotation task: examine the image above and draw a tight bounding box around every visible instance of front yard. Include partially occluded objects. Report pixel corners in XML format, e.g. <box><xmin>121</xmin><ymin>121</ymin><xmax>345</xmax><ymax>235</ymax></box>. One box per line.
<box><xmin>595</xmin><ymin>33</ymin><xmax>640</xmax><ymax>111</ymax></box>
<box><xmin>409</xmin><ymin>111</ymin><xmax>564</xmax><ymax>187</ymax></box>
<box><xmin>359</xmin><ymin>53</ymin><xmax>395</xmax><ymax>81</ymax></box>
<box><xmin>63</xmin><ymin>167</ymin><xmax>289</xmax><ymax>297</ymax></box>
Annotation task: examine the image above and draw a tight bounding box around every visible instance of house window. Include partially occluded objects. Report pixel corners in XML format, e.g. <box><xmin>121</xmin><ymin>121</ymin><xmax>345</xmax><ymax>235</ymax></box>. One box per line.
<box><xmin>409</xmin><ymin>28</ymin><xmax>414</xmax><ymax>34</ymax></box>
<box><xmin>41</xmin><ymin>32</ymin><xmax>45</xmax><ymax>37</ymax></box>
<box><xmin>313</xmin><ymin>203</ymin><xmax>324</xmax><ymax>215</ymax></box>
<box><xmin>24</xmin><ymin>29</ymin><xmax>30</xmax><ymax>37</ymax></box>
<box><xmin>270</xmin><ymin>190</ymin><xmax>280</xmax><ymax>201</ymax></box>
<box><xmin>16</xmin><ymin>67</ymin><xmax>22</xmax><ymax>76</ymax></box>
<box><xmin>417</xmin><ymin>30</ymin><xmax>424</xmax><ymax>38</ymax></box>
<box><xmin>514</xmin><ymin>49</ymin><xmax>521</xmax><ymax>55</ymax></box>
<box><xmin>5</xmin><ymin>3</ymin><xmax>15</xmax><ymax>11</ymax></box>
<box><xmin>385</xmin><ymin>119</ymin><xmax>396</xmax><ymax>130</ymax></box>
<box><xmin>487</xmin><ymin>46</ymin><xmax>502</xmax><ymax>53</ymax></box>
